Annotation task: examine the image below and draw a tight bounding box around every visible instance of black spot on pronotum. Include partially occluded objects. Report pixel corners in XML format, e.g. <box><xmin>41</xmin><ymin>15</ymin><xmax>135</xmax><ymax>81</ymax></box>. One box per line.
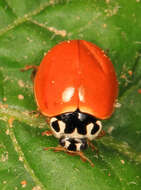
<box><xmin>91</xmin><ymin>123</ymin><xmax>99</xmax><ymax>134</ymax></box>
<box><xmin>51</xmin><ymin>120</ymin><xmax>60</xmax><ymax>132</ymax></box>
<box><xmin>56</xmin><ymin>109</ymin><xmax>100</xmax><ymax>136</ymax></box>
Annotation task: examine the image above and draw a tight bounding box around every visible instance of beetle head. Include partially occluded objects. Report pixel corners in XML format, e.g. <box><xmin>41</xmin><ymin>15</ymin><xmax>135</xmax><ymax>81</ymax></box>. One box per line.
<box><xmin>59</xmin><ymin>137</ymin><xmax>87</xmax><ymax>151</ymax></box>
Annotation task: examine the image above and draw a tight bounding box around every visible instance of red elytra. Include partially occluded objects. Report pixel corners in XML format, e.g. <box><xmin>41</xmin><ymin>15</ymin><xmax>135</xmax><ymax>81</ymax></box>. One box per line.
<box><xmin>34</xmin><ymin>40</ymin><xmax>118</xmax><ymax>119</ymax></box>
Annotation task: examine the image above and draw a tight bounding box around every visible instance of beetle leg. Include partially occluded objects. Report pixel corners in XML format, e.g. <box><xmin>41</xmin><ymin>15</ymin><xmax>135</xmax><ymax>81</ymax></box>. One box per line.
<box><xmin>96</xmin><ymin>130</ymin><xmax>106</xmax><ymax>139</ymax></box>
<box><xmin>44</xmin><ymin>146</ymin><xmax>94</xmax><ymax>167</ymax></box>
<box><xmin>21</xmin><ymin>65</ymin><xmax>38</xmax><ymax>72</ymax></box>
<box><xmin>87</xmin><ymin>140</ymin><xmax>98</xmax><ymax>152</ymax></box>
<box><xmin>42</xmin><ymin>130</ymin><xmax>53</xmax><ymax>136</ymax></box>
<box><xmin>44</xmin><ymin>145</ymin><xmax>65</xmax><ymax>152</ymax></box>
<box><xmin>67</xmin><ymin>150</ymin><xmax>94</xmax><ymax>167</ymax></box>
<box><xmin>28</xmin><ymin>109</ymin><xmax>41</xmax><ymax>118</ymax></box>
<box><xmin>21</xmin><ymin>65</ymin><xmax>38</xmax><ymax>81</ymax></box>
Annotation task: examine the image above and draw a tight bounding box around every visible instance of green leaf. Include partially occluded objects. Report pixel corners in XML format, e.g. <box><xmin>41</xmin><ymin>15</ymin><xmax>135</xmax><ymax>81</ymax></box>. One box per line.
<box><xmin>0</xmin><ymin>0</ymin><xmax>141</xmax><ymax>189</ymax></box>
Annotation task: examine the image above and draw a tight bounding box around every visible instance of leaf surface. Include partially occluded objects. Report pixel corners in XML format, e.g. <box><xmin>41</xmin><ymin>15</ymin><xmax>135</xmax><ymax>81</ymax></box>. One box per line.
<box><xmin>0</xmin><ymin>0</ymin><xmax>141</xmax><ymax>189</ymax></box>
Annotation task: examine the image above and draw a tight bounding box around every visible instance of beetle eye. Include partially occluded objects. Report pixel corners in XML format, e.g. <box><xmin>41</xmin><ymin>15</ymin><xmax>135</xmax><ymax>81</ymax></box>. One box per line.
<box><xmin>59</xmin><ymin>137</ymin><xmax>66</xmax><ymax>147</ymax></box>
<box><xmin>80</xmin><ymin>141</ymin><xmax>87</xmax><ymax>150</ymax></box>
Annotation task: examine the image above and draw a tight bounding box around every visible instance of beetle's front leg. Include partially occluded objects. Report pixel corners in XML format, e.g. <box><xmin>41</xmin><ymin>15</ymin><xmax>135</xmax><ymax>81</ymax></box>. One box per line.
<box><xmin>87</xmin><ymin>140</ymin><xmax>98</xmax><ymax>152</ymax></box>
<box><xmin>96</xmin><ymin>130</ymin><xmax>106</xmax><ymax>139</ymax></box>
<box><xmin>42</xmin><ymin>130</ymin><xmax>53</xmax><ymax>136</ymax></box>
<box><xmin>44</xmin><ymin>146</ymin><xmax>94</xmax><ymax>167</ymax></box>
<box><xmin>21</xmin><ymin>65</ymin><xmax>38</xmax><ymax>81</ymax></box>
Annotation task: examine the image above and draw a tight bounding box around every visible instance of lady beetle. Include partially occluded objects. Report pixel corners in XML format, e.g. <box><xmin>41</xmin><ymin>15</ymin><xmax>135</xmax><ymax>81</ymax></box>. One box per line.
<box><xmin>22</xmin><ymin>40</ymin><xmax>118</xmax><ymax>166</ymax></box>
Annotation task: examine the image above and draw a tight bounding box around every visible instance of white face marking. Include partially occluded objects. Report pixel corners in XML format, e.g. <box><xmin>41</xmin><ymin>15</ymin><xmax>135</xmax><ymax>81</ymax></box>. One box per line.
<box><xmin>62</xmin><ymin>87</ymin><xmax>75</xmax><ymax>102</ymax></box>
<box><xmin>78</xmin><ymin>86</ymin><xmax>85</xmax><ymax>102</ymax></box>
<box><xmin>65</xmin><ymin>140</ymin><xmax>71</xmax><ymax>149</ymax></box>
<box><xmin>75</xmin><ymin>143</ymin><xmax>81</xmax><ymax>151</ymax></box>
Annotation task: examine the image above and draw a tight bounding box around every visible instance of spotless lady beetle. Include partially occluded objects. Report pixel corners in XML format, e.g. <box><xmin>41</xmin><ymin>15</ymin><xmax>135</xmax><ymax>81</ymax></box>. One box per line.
<box><xmin>22</xmin><ymin>40</ymin><xmax>118</xmax><ymax>166</ymax></box>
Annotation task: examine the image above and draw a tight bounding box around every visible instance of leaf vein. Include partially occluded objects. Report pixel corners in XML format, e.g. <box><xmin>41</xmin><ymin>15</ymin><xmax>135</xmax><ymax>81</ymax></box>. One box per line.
<box><xmin>7</xmin><ymin>117</ymin><xmax>47</xmax><ymax>190</ymax></box>
<box><xmin>29</xmin><ymin>18</ymin><xmax>67</xmax><ymax>37</ymax></box>
<box><xmin>0</xmin><ymin>1</ymin><xmax>57</xmax><ymax>36</ymax></box>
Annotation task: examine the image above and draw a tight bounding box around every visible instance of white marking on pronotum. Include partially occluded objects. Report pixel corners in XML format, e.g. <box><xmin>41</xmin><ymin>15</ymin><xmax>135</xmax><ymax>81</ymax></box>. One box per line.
<box><xmin>96</xmin><ymin>120</ymin><xmax>102</xmax><ymax>128</ymax></box>
<box><xmin>50</xmin><ymin>118</ymin><xmax>66</xmax><ymax>138</ymax></box>
<box><xmin>86</xmin><ymin>123</ymin><xmax>94</xmax><ymax>136</ymax></box>
<box><xmin>78</xmin><ymin>112</ymin><xmax>81</xmax><ymax>119</ymax></box>
<box><xmin>58</xmin><ymin>120</ymin><xmax>66</xmax><ymax>133</ymax></box>
<box><xmin>86</xmin><ymin>121</ymin><xmax>102</xmax><ymax>140</ymax></box>
<box><xmin>65</xmin><ymin>140</ymin><xmax>71</xmax><ymax>149</ymax></box>
<box><xmin>71</xmin><ymin>128</ymin><xmax>82</xmax><ymax>139</ymax></box>
<box><xmin>78</xmin><ymin>112</ymin><xmax>83</xmax><ymax>120</ymax></box>
<box><xmin>50</xmin><ymin>117</ymin><xmax>57</xmax><ymax>123</ymax></box>
<box><xmin>62</xmin><ymin>87</ymin><xmax>75</xmax><ymax>102</ymax></box>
